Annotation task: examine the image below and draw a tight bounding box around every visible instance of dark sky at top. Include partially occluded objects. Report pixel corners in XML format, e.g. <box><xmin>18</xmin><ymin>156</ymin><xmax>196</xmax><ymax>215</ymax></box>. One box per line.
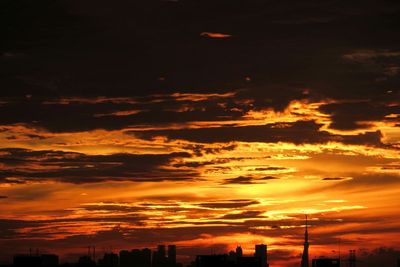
<box><xmin>1</xmin><ymin>0</ymin><xmax>400</xmax><ymax>133</ymax></box>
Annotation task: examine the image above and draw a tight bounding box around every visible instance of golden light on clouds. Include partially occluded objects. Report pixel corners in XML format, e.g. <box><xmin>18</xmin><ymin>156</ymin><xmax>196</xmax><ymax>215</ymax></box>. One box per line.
<box><xmin>0</xmin><ymin>93</ymin><xmax>399</xmax><ymax>266</ymax></box>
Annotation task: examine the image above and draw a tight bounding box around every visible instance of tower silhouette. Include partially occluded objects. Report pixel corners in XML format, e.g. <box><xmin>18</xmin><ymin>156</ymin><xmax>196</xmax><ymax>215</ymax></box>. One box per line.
<box><xmin>301</xmin><ymin>215</ymin><xmax>309</xmax><ymax>267</ymax></box>
<box><xmin>348</xmin><ymin>250</ymin><xmax>356</xmax><ymax>267</ymax></box>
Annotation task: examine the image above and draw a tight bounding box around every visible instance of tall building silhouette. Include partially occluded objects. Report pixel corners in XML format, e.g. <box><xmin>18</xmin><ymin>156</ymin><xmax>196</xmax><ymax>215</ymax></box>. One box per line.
<box><xmin>158</xmin><ymin>245</ymin><xmax>167</xmax><ymax>259</ymax></box>
<box><xmin>348</xmin><ymin>250</ymin><xmax>356</xmax><ymax>267</ymax></box>
<box><xmin>152</xmin><ymin>244</ymin><xmax>178</xmax><ymax>267</ymax></box>
<box><xmin>168</xmin><ymin>245</ymin><xmax>176</xmax><ymax>265</ymax></box>
<box><xmin>254</xmin><ymin>244</ymin><xmax>268</xmax><ymax>267</ymax></box>
<box><xmin>153</xmin><ymin>245</ymin><xmax>166</xmax><ymax>267</ymax></box>
<box><xmin>301</xmin><ymin>215</ymin><xmax>310</xmax><ymax>267</ymax></box>
<box><xmin>236</xmin><ymin>246</ymin><xmax>243</xmax><ymax>258</ymax></box>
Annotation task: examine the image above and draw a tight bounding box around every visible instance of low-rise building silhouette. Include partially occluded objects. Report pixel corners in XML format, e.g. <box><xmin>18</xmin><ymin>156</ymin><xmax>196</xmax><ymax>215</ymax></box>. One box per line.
<box><xmin>13</xmin><ymin>254</ymin><xmax>59</xmax><ymax>267</ymax></box>
<box><xmin>98</xmin><ymin>253</ymin><xmax>118</xmax><ymax>267</ymax></box>
<box><xmin>120</xmin><ymin>248</ymin><xmax>151</xmax><ymax>267</ymax></box>
<box><xmin>41</xmin><ymin>254</ymin><xmax>59</xmax><ymax>267</ymax></box>
<box><xmin>13</xmin><ymin>255</ymin><xmax>41</xmax><ymax>267</ymax></box>
<box><xmin>237</xmin><ymin>256</ymin><xmax>261</xmax><ymax>267</ymax></box>
<box><xmin>194</xmin><ymin>244</ymin><xmax>268</xmax><ymax>267</ymax></box>
<box><xmin>78</xmin><ymin>255</ymin><xmax>96</xmax><ymax>267</ymax></box>
<box><xmin>195</xmin><ymin>255</ymin><xmax>231</xmax><ymax>267</ymax></box>
<box><xmin>312</xmin><ymin>258</ymin><xmax>340</xmax><ymax>267</ymax></box>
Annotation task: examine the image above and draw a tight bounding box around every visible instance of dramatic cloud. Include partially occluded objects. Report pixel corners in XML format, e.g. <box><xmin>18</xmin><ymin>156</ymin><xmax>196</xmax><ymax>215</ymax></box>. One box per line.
<box><xmin>223</xmin><ymin>176</ymin><xmax>279</xmax><ymax>185</ymax></box>
<box><xmin>0</xmin><ymin>148</ymin><xmax>194</xmax><ymax>184</ymax></box>
<box><xmin>132</xmin><ymin>120</ymin><xmax>385</xmax><ymax>146</ymax></box>
<box><xmin>319</xmin><ymin>101</ymin><xmax>400</xmax><ymax>130</ymax></box>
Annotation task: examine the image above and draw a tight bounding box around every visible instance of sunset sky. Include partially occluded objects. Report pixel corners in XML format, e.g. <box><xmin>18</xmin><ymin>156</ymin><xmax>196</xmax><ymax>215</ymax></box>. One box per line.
<box><xmin>1</xmin><ymin>1</ymin><xmax>400</xmax><ymax>266</ymax></box>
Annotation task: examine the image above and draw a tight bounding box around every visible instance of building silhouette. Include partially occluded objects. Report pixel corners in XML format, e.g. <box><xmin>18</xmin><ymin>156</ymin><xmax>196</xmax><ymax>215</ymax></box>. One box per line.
<box><xmin>254</xmin><ymin>244</ymin><xmax>268</xmax><ymax>267</ymax></box>
<box><xmin>312</xmin><ymin>258</ymin><xmax>340</xmax><ymax>267</ymax></box>
<box><xmin>153</xmin><ymin>245</ymin><xmax>166</xmax><ymax>267</ymax></box>
<box><xmin>152</xmin><ymin>244</ymin><xmax>178</xmax><ymax>267</ymax></box>
<box><xmin>98</xmin><ymin>253</ymin><xmax>118</xmax><ymax>267</ymax></box>
<box><xmin>236</xmin><ymin>246</ymin><xmax>243</xmax><ymax>258</ymax></box>
<box><xmin>195</xmin><ymin>244</ymin><xmax>268</xmax><ymax>267</ymax></box>
<box><xmin>348</xmin><ymin>250</ymin><xmax>356</xmax><ymax>267</ymax></box>
<box><xmin>195</xmin><ymin>255</ymin><xmax>231</xmax><ymax>267</ymax></box>
<box><xmin>41</xmin><ymin>255</ymin><xmax>59</xmax><ymax>267</ymax></box>
<box><xmin>9</xmin><ymin>218</ymin><xmax>394</xmax><ymax>267</ymax></box>
<box><xmin>13</xmin><ymin>254</ymin><xmax>58</xmax><ymax>267</ymax></box>
<box><xmin>228</xmin><ymin>251</ymin><xmax>237</xmax><ymax>263</ymax></box>
<box><xmin>13</xmin><ymin>255</ymin><xmax>41</xmax><ymax>267</ymax></box>
<box><xmin>168</xmin><ymin>245</ymin><xmax>176</xmax><ymax>266</ymax></box>
<box><xmin>301</xmin><ymin>215</ymin><xmax>310</xmax><ymax>267</ymax></box>
<box><xmin>78</xmin><ymin>255</ymin><xmax>96</xmax><ymax>267</ymax></box>
<box><xmin>120</xmin><ymin>248</ymin><xmax>151</xmax><ymax>267</ymax></box>
<box><xmin>237</xmin><ymin>257</ymin><xmax>261</xmax><ymax>267</ymax></box>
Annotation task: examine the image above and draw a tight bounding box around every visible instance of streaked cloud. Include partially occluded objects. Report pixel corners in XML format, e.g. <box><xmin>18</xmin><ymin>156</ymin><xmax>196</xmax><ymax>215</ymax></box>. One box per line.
<box><xmin>200</xmin><ymin>32</ymin><xmax>232</xmax><ymax>38</ymax></box>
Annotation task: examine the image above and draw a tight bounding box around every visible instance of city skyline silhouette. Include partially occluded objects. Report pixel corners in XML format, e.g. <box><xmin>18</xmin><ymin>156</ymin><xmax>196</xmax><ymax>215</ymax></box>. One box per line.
<box><xmin>3</xmin><ymin>216</ymin><xmax>400</xmax><ymax>267</ymax></box>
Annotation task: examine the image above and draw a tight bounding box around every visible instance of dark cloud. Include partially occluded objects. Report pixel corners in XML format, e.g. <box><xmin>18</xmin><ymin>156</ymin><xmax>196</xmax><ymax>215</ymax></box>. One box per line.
<box><xmin>220</xmin><ymin>211</ymin><xmax>263</xmax><ymax>220</ymax></box>
<box><xmin>319</xmin><ymin>101</ymin><xmax>400</xmax><ymax>130</ymax></box>
<box><xmin>223</xmin><ymin>176</ymin><xmax>254</xmax><ymax>185</ymax></box>
<box><xmin>197</xmin><ymin>200</ymin><xmax>260</xmax><ymax>209</ymax></box>
<box><xmin>132</xmin><ymin>120</ymin><xmax>385</xmax><ymax>146</ymax></box>
<box><xmin>0</xmin><ymin>94</ymin><xmax>253</xmax><ymax>132</ymax></box>
<box><xmin>223</xmin><ymin>176</ymin><xmax>279</xmax><ymax>185</ymax></box>
<box><xmin>0</xmin><ymin>148</ymin><xmax>194</xmax><ymax>184</ymax></box>
<box><xmin>79</xmin><ymin>204</ymin><xmax>147</xmax><ymax>213</ymax></box>
<box><xmin>182</xmin><ymin>144</ymin><xmax>237</xmax><ymax>157</ymax></box>
<box><xmin>254</xmin><ymin>167</ymin><xmax>287</xmax><ymax>171</ymax></box>
<box><xmin>322</xmin><ymin>177</ymin><xmax>349</xmax><ymax>181</ymax></box>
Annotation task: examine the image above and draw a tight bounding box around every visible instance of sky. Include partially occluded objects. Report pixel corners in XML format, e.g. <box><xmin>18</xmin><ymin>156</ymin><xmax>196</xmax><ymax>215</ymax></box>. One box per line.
<box><xmin>1</xmin><ymin>0</ymin><xmax>400</xmax><ymax>266</ymax></box>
